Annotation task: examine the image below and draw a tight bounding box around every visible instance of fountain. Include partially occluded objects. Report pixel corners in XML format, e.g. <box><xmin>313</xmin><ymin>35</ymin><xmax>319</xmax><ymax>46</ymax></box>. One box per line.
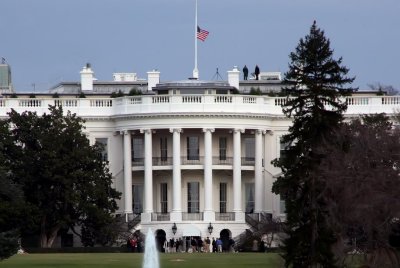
<box><xmin>143</xmin><ymin>228</ymin><xmax>160</xmax><ymax>268</ymax></box>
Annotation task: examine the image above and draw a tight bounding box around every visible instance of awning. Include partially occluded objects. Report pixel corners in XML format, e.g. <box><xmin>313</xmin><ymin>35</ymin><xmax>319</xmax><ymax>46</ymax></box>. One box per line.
<box><xmin>182</xmin><ymin>225</ymin><xmax>201</xmax><ymax>237</ymax></box>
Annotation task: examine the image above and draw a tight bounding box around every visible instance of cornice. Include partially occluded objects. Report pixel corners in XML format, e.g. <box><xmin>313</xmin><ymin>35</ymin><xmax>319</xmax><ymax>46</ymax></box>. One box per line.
<box><xmin>111</xmin><ymin>113</ymin><xmax>289</xmax><ymax>121</ymax></box>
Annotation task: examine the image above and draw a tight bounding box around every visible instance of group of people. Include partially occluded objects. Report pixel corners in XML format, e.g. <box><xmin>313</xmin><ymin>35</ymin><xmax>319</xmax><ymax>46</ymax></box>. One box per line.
<box><xmin>127</xmin><ymin>235</ymin><xmax>143</xmax><ymax>253</ymax></box>
<box><xmin>242</xmin><ymin>65</ymin><xmax>260</xmax><ymax>80</ymax></box>
<box><xmin>164</xmin><ymin>237</ymin><xmax>235</xmax><ymax>253</ymax></box>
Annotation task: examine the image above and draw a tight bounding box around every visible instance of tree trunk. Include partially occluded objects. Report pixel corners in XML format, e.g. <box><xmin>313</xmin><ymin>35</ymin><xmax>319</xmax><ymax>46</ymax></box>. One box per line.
<box><xmin>40</xmin><ymin>216</ymin><xmax>61</xmax><ymax>248</ymax></box>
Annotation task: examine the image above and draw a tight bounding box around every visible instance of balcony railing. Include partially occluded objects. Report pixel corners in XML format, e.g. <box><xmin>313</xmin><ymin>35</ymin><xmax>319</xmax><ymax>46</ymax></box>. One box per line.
<box><xmin>151</xmin><ymin>213</ymin><xmax>170</xmax><ymax>221</ymax></box>
<box><xmin>132</xmin><ymin>158</ymin><xmax>144</xmax><ymax>167</ymax></box>
<box><xmin>241</xmin><ymin>157</ymin><xmax>255</xmax><ymax>166</ymax></box>
<box><xmin>131</xmin><ymin>156</ymin><xmax>255</xmax><ymax>167</ymax></box>
<box><xmin>181</xmin><ymin>156</ymin><xmax>204</xmax><ymax>165</ymax></box>
<box><xmin>182</xmin><ymin>212</ymin><xmax>203</xmax><ymax>221</ymax></box>
<box><xmin>215</xmin><ymin>212</ymin><xmax>235</xmax><ymax>221</ymax></box>
<box><xmin>212</xmin><ymin>157</ymin><xmax>233</xmax><ymax>165</ymax></box>
<box><xmin>152</xmin><ymin>157</ymin><xmax>173</xmax><ymax>166</ymax></box>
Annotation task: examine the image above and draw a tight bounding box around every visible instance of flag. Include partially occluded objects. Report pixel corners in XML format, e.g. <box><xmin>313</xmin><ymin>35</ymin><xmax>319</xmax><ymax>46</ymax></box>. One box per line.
<box><xmin>197</xmin><ymin>26</ymin><xmax>209</xmax><ymax>41</ymax></box>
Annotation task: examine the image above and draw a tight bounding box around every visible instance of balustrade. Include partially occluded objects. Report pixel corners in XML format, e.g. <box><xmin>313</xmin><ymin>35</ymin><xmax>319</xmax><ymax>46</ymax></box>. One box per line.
<box><xmin>1</xmin><ymin>95</ymin><xmax>398</xmax><ymax>117</ymax></box>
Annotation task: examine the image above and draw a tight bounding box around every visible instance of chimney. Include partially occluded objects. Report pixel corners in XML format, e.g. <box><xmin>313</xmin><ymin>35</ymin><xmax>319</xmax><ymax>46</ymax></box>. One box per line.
<box><xmin>227</xmin><ymin>66</ymin><xmax>240</xmax><ymax>90</ymax></box>
<box><xmin>80</xmin><ymin>63</ymin><xmax>94</xmax><ymax>91</ymax></box>
<box><xmin>147</xmin><ymin>70</ymin><xmax>160</xmax><ymax>92</ymax></box>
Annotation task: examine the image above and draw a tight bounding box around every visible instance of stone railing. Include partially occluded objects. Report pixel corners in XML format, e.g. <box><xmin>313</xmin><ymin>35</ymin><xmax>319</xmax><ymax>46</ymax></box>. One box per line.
<box><xmin>0</xmin><ymin>95</ymin><xmax>399</xmax><ymax>117</ymax></box>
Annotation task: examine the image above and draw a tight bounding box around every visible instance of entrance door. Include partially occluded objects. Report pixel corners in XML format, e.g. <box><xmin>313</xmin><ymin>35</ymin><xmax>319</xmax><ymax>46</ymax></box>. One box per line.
<box><xmin>155</xmin><ymin>229</ymin><xmax>166</xmax><ymax>252</ymax></box>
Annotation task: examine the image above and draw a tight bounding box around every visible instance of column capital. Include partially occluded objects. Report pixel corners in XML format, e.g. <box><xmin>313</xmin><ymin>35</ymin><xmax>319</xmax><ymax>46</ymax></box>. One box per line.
<box><xmin>266</xmin><ymin>130</ymin><xmax>274</xmax><ymax>136</ymax></box>
<box><xmin>255</xmin><ymin>129</ymin><xmax>267</xmax><ymax>135</ymax></box>
<box><xmin>202</xmin><ymin>128</ymin><xmax>215</xmax><ymax>133</ymax></box>
<box><xmin>122</xmin><ymin>130</ymin><xmax>131</xmax><ymax>136</ymax></box>
<box><xmin>233</xmin><ymin>128</ymin><xmax>245</xmax><ymax>134</ymax></box>
<box><xmin>169</xmin><ymin>128</ymin><xmax>183</xmax><ymax>134</ymax></box>
<box><xmin>140</xmin><ymin>128</ymin><xmax>153</xmax><ymax>134</ymax></box>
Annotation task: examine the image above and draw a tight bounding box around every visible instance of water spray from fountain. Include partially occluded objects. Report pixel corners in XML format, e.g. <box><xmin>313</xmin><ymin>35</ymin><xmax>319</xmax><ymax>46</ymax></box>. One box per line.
<box><xmin>143</xmin><ymin>228</ymin><xmax>160</xmax><ymax>268</ymax></box>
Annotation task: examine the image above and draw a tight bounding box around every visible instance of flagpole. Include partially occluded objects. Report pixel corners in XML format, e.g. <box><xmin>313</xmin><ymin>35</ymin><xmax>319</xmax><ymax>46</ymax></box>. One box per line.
<box><xmin>193</xmin><ymin>0</ymin><xmax>199</xmax><ymax>79</ymax></box>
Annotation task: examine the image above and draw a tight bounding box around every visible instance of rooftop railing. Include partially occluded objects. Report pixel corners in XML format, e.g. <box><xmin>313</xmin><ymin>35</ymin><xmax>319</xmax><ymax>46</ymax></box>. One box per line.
<box><xmin>0</xmin><ymin>95</ymin><xmax>399</xmax><ymax>117</ymax></box>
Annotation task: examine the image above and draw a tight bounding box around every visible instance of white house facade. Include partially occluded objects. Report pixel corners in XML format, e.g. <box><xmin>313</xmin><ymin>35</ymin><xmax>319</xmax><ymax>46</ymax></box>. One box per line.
<box><xmin>1</xmin><ymin>64</ymin><xmax>399</xmax><ymax>248</ymax></box>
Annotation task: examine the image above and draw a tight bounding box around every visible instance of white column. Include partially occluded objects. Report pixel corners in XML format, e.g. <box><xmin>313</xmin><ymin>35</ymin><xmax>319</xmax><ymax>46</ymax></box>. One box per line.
<box><xmin>233</xmin><ymin>128</ymin><xmax>245</xmax><ymax>222</ymax></box>
<box><xmin>141</xmin><ymin>129</ymin><xmax>153</xmax><ymax>222</ymax></box>
<box><xmin>170</xmin><ymin>128</ymin><xmax>182</xmax><ymax>222</ymax></box>
<box><xmin>203</xmin><ymin>128</ymin><xmax>215</xmax><ymax>222</ymax></box>
<box><xmin>123</xmin><ymin>130</ymin><xmax>133</xmax><ymax>216</ymax></box>
<box><xmin>255</xmin><ymin>129</ymin><xmax>265</xmax><ymax>213</ymax></box>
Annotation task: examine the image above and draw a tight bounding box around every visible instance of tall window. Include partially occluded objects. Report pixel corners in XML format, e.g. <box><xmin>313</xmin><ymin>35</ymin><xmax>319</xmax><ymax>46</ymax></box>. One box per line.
<box><xmin>245</xmin><ymin>183</ymin><xmax>255</xmax><ymax>213</ymax></box>
<box><xmin>132</xmin><ymin>184</ymin><xmax>143</xmax><ymax>214</ymax></box>
<box><xmin>280</xmin><ymin>197</ymin><xmax>286</xmax><ymax>214</ymax></box>
<box><xmin>187</xmin><ymin>182</ymin><xmax>199</xmax><ymax>213</ymax></box>
<box><xmin>280</xmin><ymin>138</ymin><xmax>290</xmax><ymax>162</ymax></box>
<box><xmin>219</xmin><ymin>183</ymin><xmax>227</xmax><ymax>213</ymax></box>
<box><xmin>219</xmin><ymin>137</ymin><xmax>227</xmax><ymax>160</ymax></box>
<box><xmin>95</xmin><ymin>138</ymin><xmax>108</xmax><ymax>161</ymax></box>
<box><xmin>160</xmin><ymin>183</ymin><xmax>168</xmax><ymax>213</ymax></box>
<box><xmin>187</xmin><ymin>136</ymin><xmax>199</xmax><ymax>160</ymax></box>
<box><xmin>132</xmin><ymin>137</ymin><xmax>144</xmax><ymax>162</ymax></box>
<box><xmin>160</xmin><ymin>137</ymin><xmax>168</xmax><ymax>161</ymax></box>
<box><xmin>244</xmin><ymin>137</ymin><xmax>255</xmax><ymax>161</ymax></box>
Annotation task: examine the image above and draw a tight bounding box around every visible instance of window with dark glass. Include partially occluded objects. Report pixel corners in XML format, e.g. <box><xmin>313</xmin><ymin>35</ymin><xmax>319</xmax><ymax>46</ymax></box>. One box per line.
<box><xmin>95</xmin><ymin>138</ymin><xmax>108</xmax><ymax>162</ymax></box>
<box><xmin>132</xmin><ymin>137</ymin><xmax>144</xmax><ymax>162</ymax></box>
<box><xmin>219</xmin><ymin>183</ymin><xmax>227</xmax><ymax>213</ymax></box>
<box><xmin>280</xmin><ymin>138</ymin><xmax>290</xmax><ymax>162</ymax></box>
<box><xmin>187</xmin><ymin>182</ymin><xmax>199</xmax><ymax>213</ymax></box>
<box><xmin>187</xmin><ymin>136</ymin><xmax>199</xmax><ymax>160</ymax></box>
<box><xmin>245</xmin><ymin>183</ymin><xmax>255</xmax><ymax>213</ymax></box>
<box><xmin>244</xmin><ymin>137</ymin><xmax>255</xmax><ymax>161</ymax></box>
<box><xmin>219</xmin><ymin>137</ymin><xmax>227</xmax><ymax>160</ymax></box>
<box><xmin>160</xmin><ymin>183</ymin><xmax>168</xmax><ymax>213</ymax></box>
<box><xmin>132</xmin><ymin>184</ymin><xmax>143</xmax><ymax>214</ymax></box>
<box><xmin>160</xmin><ymin>137</ymin><xmax>168</xmax><ymax>161</ymax></box>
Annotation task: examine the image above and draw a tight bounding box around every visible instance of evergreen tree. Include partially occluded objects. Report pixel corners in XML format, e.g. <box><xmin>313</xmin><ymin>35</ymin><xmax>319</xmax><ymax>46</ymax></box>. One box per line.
<box><xmin>272</xmin><ymin>21</ymin><xmax>356</xmax><ymax>267</ymax></box>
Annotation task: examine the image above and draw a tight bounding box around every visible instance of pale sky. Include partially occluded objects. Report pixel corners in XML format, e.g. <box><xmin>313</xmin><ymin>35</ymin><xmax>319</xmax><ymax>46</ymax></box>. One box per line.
<box><xmin>1</xmin><ymin>0</ymin><xmax>399</xmax><ymax>92</ymax></box>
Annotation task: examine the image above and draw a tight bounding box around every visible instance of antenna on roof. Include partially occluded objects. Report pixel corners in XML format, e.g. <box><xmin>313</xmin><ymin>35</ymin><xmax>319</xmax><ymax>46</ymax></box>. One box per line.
<box><xmin>1</xmin><ymin>57</ymin><xmax>5</xmax><ymax>64</ymax></box>
<box><xmin>211</xmin><ymin>68</ymin><xmax>223</xmax><ymax>81</ymax></box>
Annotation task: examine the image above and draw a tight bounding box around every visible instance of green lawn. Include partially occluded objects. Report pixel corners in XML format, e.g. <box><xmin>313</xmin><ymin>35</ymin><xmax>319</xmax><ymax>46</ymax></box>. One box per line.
<box><xmin>0</xmin><ymin>253</ymin><xmax>284</xmax><ymax>268</ymax></box>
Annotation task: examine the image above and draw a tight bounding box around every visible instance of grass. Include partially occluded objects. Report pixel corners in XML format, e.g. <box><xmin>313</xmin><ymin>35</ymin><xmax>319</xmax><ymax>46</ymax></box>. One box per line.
<box><xmin>0</xmin><ymin>252</ymin><xmax>284</xmax><ymax>268</ymax></box>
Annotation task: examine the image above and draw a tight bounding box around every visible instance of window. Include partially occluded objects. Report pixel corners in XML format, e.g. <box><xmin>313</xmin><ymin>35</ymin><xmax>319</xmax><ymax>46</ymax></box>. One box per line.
<box><xmin>132</xmin><ymin>137</ymin><xmax>144</xmax><ymax>162</ymax></box>
<box><xmin>219</xmin><ymin>137</ymin><xmax>227</xmax><ymax>160</ymax></box>
<box><xmin>187</xmin><ymin>136</ymin><xmax>199</xmax><ymax>160</ymax></box>
<box><xmin>219</xmin><ymin>183</ymin><xmax>227</xmax><ymax>213</ymax></box>
<box><xmin>245</xmin><ymin>183</ymin><xmax>255</xmax><ymax>213</ymax></box>
<box><xmin>95</xmin><ymin>138</ymin><xmax>108</xmax><ymax>161</ymax></box>
<box><xmin>132</xmin><ymin>184</ymin><xmax>143</xmax><ymax>214</ymax></box>
<box><xmin>280</xmin><ymin>197</ymin><xmax>286</xmax><ymax>214</ymax></box>
<box><xmin>160</xmin><ymin>183</ymin><xmax>168</xmax><ymax>213</ymax></box>
<box><xmin>187</xmin><ymin>182</ymin><xmax>199</xmax><ymax>213</ymax></box>
<box><xmin>244</xmin><ymin>137</ymin><xmax>255</xmax><ymax>161</ymax></box>
<box><xmin>280</xmin><ymin>138</ymin><xmax>290</xmax><ymax>162</ymax></box>
<box><xmin>160</xmin><ymin>137</ymin><xmax>168</xmax><ymax>161</ymax></box>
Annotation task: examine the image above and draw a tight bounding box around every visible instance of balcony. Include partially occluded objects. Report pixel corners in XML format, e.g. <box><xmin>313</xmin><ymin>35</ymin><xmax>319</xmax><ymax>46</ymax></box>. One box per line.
<box><xmin>181</xmin><ymin>156</ymin><xmax>204</xmax><ymax>165</ymax></box>
<box><xmin>212</xmin><ymin>157</ymin><xmax>233</xmax><ymax>165</ymax></box>
<box><xmin>132</xmin><ymin>156</ymin><xmax>255</xmax><ymax>167</ymax></box>
<box><xmin>152</xmin><ymin>157</ymin><xmax>173</xmax><ymax>166</ymax></box>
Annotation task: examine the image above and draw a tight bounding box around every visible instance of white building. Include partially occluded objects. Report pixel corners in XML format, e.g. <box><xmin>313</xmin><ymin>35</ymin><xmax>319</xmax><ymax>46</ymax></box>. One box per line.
<box><xmin>1</xmin><ymin>64</ymin><xmax>398</xmax><ymax>249</ymax></box>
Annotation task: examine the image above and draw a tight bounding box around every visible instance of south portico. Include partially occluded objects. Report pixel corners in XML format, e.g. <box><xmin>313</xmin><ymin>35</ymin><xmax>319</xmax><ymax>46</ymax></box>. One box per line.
<box><xmin>117</xmin><ymin>126</ymin><xmax>269</xmax><ymax>225</ymax></box>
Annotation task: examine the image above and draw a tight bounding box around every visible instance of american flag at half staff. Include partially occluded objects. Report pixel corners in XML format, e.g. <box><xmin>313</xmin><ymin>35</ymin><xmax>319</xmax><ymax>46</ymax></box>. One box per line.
<box><xmin>197</xmin><ymin>26</ymin><xmax>209</xmax><ymax>41</ymax></box>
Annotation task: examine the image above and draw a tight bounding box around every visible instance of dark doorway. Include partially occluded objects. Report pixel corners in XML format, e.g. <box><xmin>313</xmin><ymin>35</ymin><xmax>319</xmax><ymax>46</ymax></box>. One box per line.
<box><xmin>220</xmin><ymin>229</ymin><xmax>231</xmax><ymax>252</ymax></box>
<box><xmin>155</xmin><ymin>229</ymin><xmax>166</xmax><ymax>252</ymax></box>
